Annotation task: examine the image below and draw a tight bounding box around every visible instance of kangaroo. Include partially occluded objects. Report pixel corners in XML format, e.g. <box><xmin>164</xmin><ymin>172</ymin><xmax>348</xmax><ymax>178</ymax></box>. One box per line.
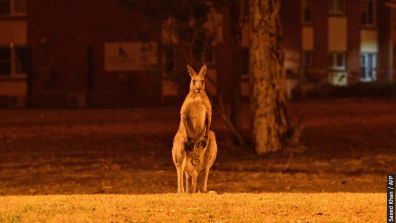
<box><xmin>180</xmin><ymin>64</ymin><xmax>212</xmax><ymax>142</ymax></box>
<box><xmin>172</xmin><ymin>64</ymin><xmax>216</xmax><ymax>193</ymax></box>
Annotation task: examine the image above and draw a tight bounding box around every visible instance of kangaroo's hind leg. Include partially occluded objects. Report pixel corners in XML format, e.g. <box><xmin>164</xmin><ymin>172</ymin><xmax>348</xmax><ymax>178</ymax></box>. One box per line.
<box><xmin>202</xmin><ymin>131</ymin><xmax>217</xmax><ymax>193</ymax></box>
<box><xmin>191</xmin><ymin>173</ymin><xmax>198</xmax><ymax>193</ymax></box>
<box><xmin>202</xmin><ymin>168</ymin><xmax>210</xmax><ymax>193</ymax></box>
<box><xmin>185</xmin><ymin>172</ymin><xmax>191</xmax><ymax>193</ymax></box>
<box><xmin>172</xmin><ymin>139</ymin><xmax>186</xmax><ymax>193</ymax></box>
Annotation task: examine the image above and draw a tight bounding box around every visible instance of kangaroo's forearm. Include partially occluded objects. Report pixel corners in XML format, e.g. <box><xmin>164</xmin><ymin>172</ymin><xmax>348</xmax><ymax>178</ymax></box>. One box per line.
<box><xmin>181</xmin><ymin>114</ymin><xmax>189</xmax><ymax>140</ymax></box>
<box><xmin>205</xmin><ymin>112</ymin><xmax>212</xmax><ymax>137</ymax></box>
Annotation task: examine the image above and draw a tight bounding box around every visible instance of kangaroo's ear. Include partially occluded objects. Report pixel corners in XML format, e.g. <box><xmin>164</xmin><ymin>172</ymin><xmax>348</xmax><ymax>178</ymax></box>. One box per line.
<box><xmin>187</xmin><ymin>64</ymin><xmax>196</xmax><ymax>78</ymax></box>
<box><xmin>199</xmin><ymin>65</ymin><xmax>207</xmax><ymax>77</ymax></box>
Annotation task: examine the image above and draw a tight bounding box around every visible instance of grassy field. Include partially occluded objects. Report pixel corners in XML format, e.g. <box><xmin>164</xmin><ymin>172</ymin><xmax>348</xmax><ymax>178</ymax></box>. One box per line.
<box><xmin>0</xmin><ymin>99</ymin><xmax>395</xmax><ymax>195</ymax></box>
<box><xmin>0</xmin><ymin>100</ymin><xmax>393</xmax><ymax>222</ymax></box>
<box><xmin>0</xmin><ymin>193</ymin><xmax>385</xmax><ymax>223</ymax></box>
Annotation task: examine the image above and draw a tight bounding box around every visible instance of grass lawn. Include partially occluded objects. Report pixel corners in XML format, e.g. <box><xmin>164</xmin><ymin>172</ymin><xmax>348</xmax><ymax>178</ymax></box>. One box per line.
<box><xmin>0</xmin><ymin>193</ymin><xmax>385</xmax><ymax>223</ymax></box>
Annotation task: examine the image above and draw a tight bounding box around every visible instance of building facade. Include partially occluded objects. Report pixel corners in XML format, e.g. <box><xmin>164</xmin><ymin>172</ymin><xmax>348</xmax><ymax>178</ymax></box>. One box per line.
<box><xmin>0</xmin><ymin>0</ymin><xmax>28</xmax><ymax>107</ymax></box>
<box><xmin>281</xmin><ymin>0</ymin><xmax>394</xmax><ymax>86</ymax></box>
<box><xmin>27</xmin><ymin>0</ymin><xmax>161</xmax><ymax>107</ymax></box>
<box><xmin>0</xmin><ymin>0</ymin><xmax>394</xmax><ymax>107</ymax></box>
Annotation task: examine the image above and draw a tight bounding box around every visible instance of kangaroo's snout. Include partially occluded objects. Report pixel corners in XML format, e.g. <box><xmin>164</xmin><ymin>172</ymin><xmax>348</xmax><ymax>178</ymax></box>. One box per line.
<box><xmin>192</xmin><ymin>79</ymin><xmax>205</xmax><ymax>93</ymax></box>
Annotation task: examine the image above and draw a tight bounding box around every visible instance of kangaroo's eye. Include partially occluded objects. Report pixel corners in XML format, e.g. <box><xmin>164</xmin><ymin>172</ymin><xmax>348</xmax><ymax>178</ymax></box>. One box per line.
<box><xmin>199</xmin><ymin>140</ymin><xmax>207</xmax><ymax>148</ymax></box>
<box><xmin>201</xmin><ymin>80</ymin><xmax>205</xmax><ymax>84</ymax></box>
<box><xmin>193</xmin><ymin>80</ymin><xmax>196</xmax><ymax>84</ymax></box>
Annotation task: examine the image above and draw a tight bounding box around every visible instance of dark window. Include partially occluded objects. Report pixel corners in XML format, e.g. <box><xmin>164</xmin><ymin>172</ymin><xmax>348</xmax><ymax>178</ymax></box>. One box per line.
<box><xmin>164</xmin><ymin>46</ymin><xmax>174</xmax><ymax>74</ymax></box>
<box><xmin>15</xmin><ymin>47</ymin><xmax>29</xmax><ymax>74</ymax></box>
<box><xmin>361</xmin><ymin>0</ymin><xmax>376</xmax><ymax>27</ymax></box>
<box><xmin>0</xmin><ymin>0</ymin><xmax>26</xmax><ymax>15</ymax></box>
<box><xmin>302</xmin><ymin>50</ymin><xmax>313</xmax><ymax>81</ymax></box>
<box><xmin>302</xmin><ymin>50</ymin><xmax>313</xmax><ymax>68</ymax></box>
<box><xmin>0</xmin><ymin>0</ymin><xmax>10</xmax><ymax>15</ymax></box>
<box><xmin>14</xmin><ymin>0</ymin><xmax>26</xmax><ymax>13</ymax></box>
<box><xmin>0</xmin><ymin>48</ymin><xmax>11</xmax><ymax>75</ymax></box>
<box><xmin>0</xmin><ymin>47</ymin><xmax>30</xmax><ymax>76</ymax></box>
<box><xmin>329</xmin><ymin>0</ymin><xmax>345</xmax><ymax>14</ymax></box>
<box><xmin>302</xmin><ymin>0</ymin><xmax>312</xmax><ymax>24</ymax></box>
<box><xmin>336</xmin><ymin>54</ymin><xmax>344</xmax><ymax>67</ymax></box>
<box><xmin>329</xmin><ymin>52</ymin><xmax>346</xmax><ymax>70</ymax></box>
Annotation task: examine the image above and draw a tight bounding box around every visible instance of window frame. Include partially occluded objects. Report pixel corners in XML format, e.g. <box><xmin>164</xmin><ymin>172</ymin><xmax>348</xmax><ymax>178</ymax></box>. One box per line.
<box><xmin>301</xmin><ymin>0</ymin><xmax>313</xmax><ymax>25</ymax></box>
<box><xmin>361</xmin><ymin>0</ymin><xmax>376</xmax><ymax>28</ymax></box>
<box><xmin>329</xmin><ymin>0</ymin><xmax>346</xmax><ymax>15</ymax></box>
<box><xmin>0</xmin><ymin>44</ymin><xmax>29</xmax><ymax>78</ymax></box>
<box><xmin>0</xmin><ymin>0</ymin><xmax>26</xmax><ymax>17</ymax></box>
<box><xmin>360</xmin><ymin>52</ymin><xmax>377</xmax><ymax>82</ymax></box>
<box><xmin>302</xmin><ymin>50</ymin><xmax>313</xmax><ymax>68</ymax></box>
<box><xmin>328</xmin><ymin>52</ymin><xmax>347</xmax><ymax>71</ymax></box>
<box><xmin>0</xmin><ymin>47</ymin><xmax>11</xmax><ymax>75</ymax></box>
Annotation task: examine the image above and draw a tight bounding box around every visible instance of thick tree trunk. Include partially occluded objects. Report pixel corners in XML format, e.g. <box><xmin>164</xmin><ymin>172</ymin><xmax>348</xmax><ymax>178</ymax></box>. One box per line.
<box><xmin>249</xmin><ymin>0</ymin><xmax>290</xmax><ymax>155</ymax></box>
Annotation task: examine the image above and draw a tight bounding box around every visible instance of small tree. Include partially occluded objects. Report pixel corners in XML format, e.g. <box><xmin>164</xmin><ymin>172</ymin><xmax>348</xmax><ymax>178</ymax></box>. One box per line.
<box><xmin>118</xmin><ymin>0</ymin><xmax>215</xmax><ymax>95</ymax></box>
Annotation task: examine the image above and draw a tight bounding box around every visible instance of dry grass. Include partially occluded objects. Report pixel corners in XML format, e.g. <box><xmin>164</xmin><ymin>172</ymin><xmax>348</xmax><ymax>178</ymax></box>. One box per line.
<box><xmin>0</xmin><ymin>193</ymin><xmax>384</xmax><ymax>223</ymax></box>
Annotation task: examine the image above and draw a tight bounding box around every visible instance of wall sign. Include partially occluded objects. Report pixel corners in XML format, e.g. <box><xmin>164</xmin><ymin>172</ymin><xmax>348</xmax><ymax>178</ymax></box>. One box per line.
<box><xmin>104</xmin><ymin>42</ymin><xmax>158</xmax><ymax>71</ymax></box>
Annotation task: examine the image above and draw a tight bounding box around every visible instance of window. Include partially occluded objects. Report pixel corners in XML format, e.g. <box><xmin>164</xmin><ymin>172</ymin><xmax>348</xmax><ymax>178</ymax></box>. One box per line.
<box><xmin>361</xmin><ymin>0</ymin><xmax>376</xmax><ymax>27</ymax></box>
<box><xmin>301</xmin><ymin>50</ymin><xmax>313</xmax><ymax>81</ymax></box>
<box><xmin>14</xmin><ymin>0</ymin><xmax>26</xmax><ymax>13</ymax></box>
<box><xmin>0</xmin><ymin>48</ymin><xmax>11</xmax><ymax>75</ymax></box>
<box><xmin>329</xmin><ymin>52</ymin><xmax>346</xmax><ymax>70</ymax></box>
<box><xmin>329</xmin><ymin>0</ymin><xmax>345</xmax><ymax>14</ymax></box>
<box><xmin>164</xmin><ymin>46</ymin><xmax>174</xmax><ymax>74</ymax></box>
<box><xmin>360</xmin><ymin>53</ymin><xmax>377</xmax><ymax>81</ymax></box>
<box><xmin>15</xmin><ymin>47</ymin><xmax>29</xmax><ymax>73</ymax></box>
<box><xmin>302</xmin><ymin>0</ymin><xmax>312</xmax><ymax>24</ymax></box>
<box><xmin>328</xmin><ymin>52</ymin><xmax>347</xmax><ymax>86</ymax></box>
<box><xmin>302</xmin><ymin>50</ymin><xmax>313</xmax><ymax>68</ymax></box>
<box><xmin>0</xmin><ymin>0</ymin><xmax>10</xmax><ymax>15</ymax></box>
<box><xmin>0</xmin><ymin>0</ymin><xmax>26</xmax><ymax>16</ymax></box>
<box><xmin>0</xmin><ymin>45</ymin><xmax>30</xmax><ymax>76</ymax></box>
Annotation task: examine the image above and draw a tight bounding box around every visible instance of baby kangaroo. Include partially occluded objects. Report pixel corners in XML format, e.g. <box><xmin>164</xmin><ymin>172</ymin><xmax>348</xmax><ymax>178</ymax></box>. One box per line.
<box><xmin>184</xmin><ymin>131</ymin><xmax>217</xmax><ymax>193</ymax></box>
<box><xmin>172</xmin><ymin>64</ymin><xmax>216</xmax><ymax>193</ymax></box>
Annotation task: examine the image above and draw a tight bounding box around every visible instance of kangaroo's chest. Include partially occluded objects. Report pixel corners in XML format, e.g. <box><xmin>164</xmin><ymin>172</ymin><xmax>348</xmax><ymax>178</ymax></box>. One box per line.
<box><xmin>184</xmin><ymin>98</ymin><xmax>207</xmax><ymax>130</ymax></box>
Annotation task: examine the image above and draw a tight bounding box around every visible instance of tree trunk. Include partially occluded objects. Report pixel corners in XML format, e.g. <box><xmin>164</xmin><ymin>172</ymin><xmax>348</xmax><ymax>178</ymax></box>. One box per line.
<box><xmin>249</xmin><ymin>0</ymin><xmax>290</xmax><ymax>155</ymax></box>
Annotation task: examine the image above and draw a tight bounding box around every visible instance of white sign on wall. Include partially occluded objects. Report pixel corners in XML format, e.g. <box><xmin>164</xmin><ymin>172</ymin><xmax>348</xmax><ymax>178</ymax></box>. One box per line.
<box><xmin>104</xmin><ymin>42</ymin><xmax>158</xmax><ymax>71</ymax></box>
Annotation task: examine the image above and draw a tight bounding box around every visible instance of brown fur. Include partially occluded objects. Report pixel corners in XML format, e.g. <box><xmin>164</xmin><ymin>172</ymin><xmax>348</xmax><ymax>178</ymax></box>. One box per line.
<box><xmin>172</xmin><ymin>130</ymin><xmax>217</xmax><ymax>193</ymax></box>
<box><xmin>172</xmin><ymin>64</ymin><xmax>217</xmax><ymax>193</ymax></box>
<box><xmin>179</xmin><ymin>64</ymin><xmax>212</xmax><ymax>142</ymax></box>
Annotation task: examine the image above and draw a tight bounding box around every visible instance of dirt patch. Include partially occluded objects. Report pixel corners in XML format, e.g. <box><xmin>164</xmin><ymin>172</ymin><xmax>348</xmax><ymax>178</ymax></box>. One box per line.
<box><xmin>0</xmin><ymin>99</ymin><xmax>395</xmax><ymax>194</ymax></box>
